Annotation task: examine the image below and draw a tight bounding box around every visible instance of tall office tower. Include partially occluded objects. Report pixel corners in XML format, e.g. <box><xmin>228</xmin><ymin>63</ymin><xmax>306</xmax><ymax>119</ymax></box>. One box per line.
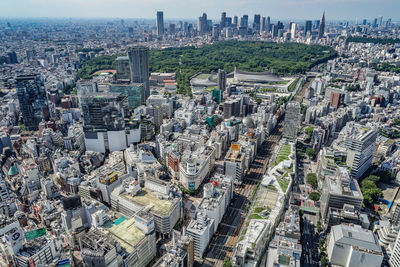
<box><xmin>386</xmin><ymin>18</ymin><xmax>392</xmax><ymax>28</ymax></box>
<box><xmin>373</xmin><ymin>18</ymin><xmax>378</xmax><ymax>27</ymax></box>
<box><xmin>362</xmin><ymin>19</ymin><xmax>367</xmax><ymax>25</ymax></box>
<box><xmin>184</xmin><ymin>21</ymin><xmax>189</xmax><ymax>33</ymax></box>
<box><xmin>253</xmin><ymin>14</ymin><xmax>261</xmax><ymax>32</ymax></box>
<box><xmin>156</xmin><ymin>11</ymin><xmax>164</xmax><ymax>36</ymax></box>
<box><xmin>283</xmin><ymin>101</ymin><xmax>300</xmax><ymax>140</ymax></box>
<box><xmin>271</xmin><ymin>24</ymin><xmax>277</xmax><ymax>38</ymax></box>
<box><xmin>318</xmin><ymin>11</ymin><xmax>325</xmax><ymax>38</ymax></box>
<box><xmin>169</xmin><ymin>23</ymin><xmax>176</xmax><ymax>35</ymax></box>
<box><xmin>314</xmin><ymin>20</ymin><xmax>320</xmax><ymax>30</ymax></box>
<box><xmin>290</xmin><ymin>22</ymin><xmax>297</xmax><ymax>38</ymax></box>
<box><xmin>115</xmin><ymin>56</ymin><xmax>130</xmax><ymax>80</ymax></box>
<box><xmin>198</xmin><ymin>13</ymin><xmax>208</xmax><ymax>35</ymax></box>
<box><xmin>220</xmin><ymin>12</ymin><xmax>227</xmax><ymax>28</ymax></box>
<box><xmin>233</xmin><ymin>16</ymin><xmax>238</xmax><ymax>26</ymax></box>
<box><xmin>260</xmin><ymin>16</ymin><xmax>266</xmax><ymax>33</ymax></box>
<box><xmin>226</xmin><ymin>17</ymin><xmax>232</xmax><ymax>27</ymax></box>
<box><xmin>16</xmin><ymin>75</ymin><xmax>49</xmax><ymax>130</ymax></box>
<box><xmin>378</xmin><ymin>16</ymin><xmax>383</xmax><ymax>26</ymax></box>
<box><xmin>305</xmin><ymin>20</ymin><xmax>312</xmax><ymax>36</ymax></box>
<box><xmin>266</xmin><ymin>16</ymin><xmax>271</xmax><ymax>33</ymax></box>
<box><xmin>240</xmin><ymin>15</ymin><xmax>249</xmax><ymax>29</ymax></box>
<box><xmin>217</xmin><ymin>69</ymin><xmax>226</xmax><ymax>91</ymax></box>
<box><xmin>127</xmin><ymin>46</ymin><xmax>150</xmax><ymax>103</ymax></box>
<box><xmin>341</xmin><ymin>123</ymin><xmax>377</xmax><ymax>179</ymax></box>
<box><xmin>391</xmin><ymin>232</ymin><xmax>400</xmax><ymax>267</ymax></box>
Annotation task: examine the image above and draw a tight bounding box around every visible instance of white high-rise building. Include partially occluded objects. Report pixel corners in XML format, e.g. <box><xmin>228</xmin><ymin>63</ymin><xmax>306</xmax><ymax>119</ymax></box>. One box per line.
<box><xmin>290</xmin><ymin>22</ymin><xmax>297</xmax><ymax>38</ymax></box>
<box><xmin>339</xmin><ymin>122</ymin><xmax>377</xmax><ymax>179</ymax></box>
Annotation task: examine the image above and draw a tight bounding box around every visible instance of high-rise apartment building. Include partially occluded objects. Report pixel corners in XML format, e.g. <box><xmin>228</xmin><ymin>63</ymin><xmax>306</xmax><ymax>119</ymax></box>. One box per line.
<box><xmin>16</xmin><ymin>75</ymin><xmax>49</xmax><ymax>130</ymax></box>
<box><xmin>156</xmin><ymin>11</ymin><xmax>164</xmax><ymax>36</ymax></box>
<box><xmin>127</xmin><ymin>46</ymin><xmax>150</xmax><ymax>103</ymax></box>
<box><xmin>283</xmin><ymin>101</ymin><xmax>300</xmax><ymax>140</ymax></box>
<box><xmin>318</xmin><ymin>11</ymin><xmax>325</xmax><ymax>38</ymax></box>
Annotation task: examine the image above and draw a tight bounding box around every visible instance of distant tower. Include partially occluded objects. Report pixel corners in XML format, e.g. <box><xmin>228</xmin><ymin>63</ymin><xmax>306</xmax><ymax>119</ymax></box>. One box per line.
<box><xmin>253</xmin><ymin>14</ymin><xmax>261</xmax><ymax>32</ymax></box>
<box><xmin>305</xmin><ymin>20</ymin><xmax>312</xmax><ymax>36</ymax></box>
<box><xmin>156</xmin><ymin>11</ymin><xmax>164</xmax><ymax>36</ymax></box>
<box><xmin>318</xmin><ymin>11</ymin><xmax>325</xmax><ymax>39</ymax></box>
<box><xmin>127</xmin><ymin>47</ymin><xmax>150</xmax><ymax>103</ymax></box>
<box><xmin>266</xmin><ymin>16</ymin><xmax>271</xmax><ymax>33</ymax></box>
<box><xmin>220</xmin><ymin>12</ymin><xmax>227</xmax><ymax>28</ymax></box>
<box><xmin>290</xmin><ymin>22</ymin><xmax>297</xmax><ymax>38</ymax></box>
<box><xmin>260</xmin><ymin>16</ymin><xmax>266</xmax><ymax>33</ymax></box>
<box><xmin>198</xmin><ymin>13</ymin><xmax>208</xmax><ymax>35</ymax></box>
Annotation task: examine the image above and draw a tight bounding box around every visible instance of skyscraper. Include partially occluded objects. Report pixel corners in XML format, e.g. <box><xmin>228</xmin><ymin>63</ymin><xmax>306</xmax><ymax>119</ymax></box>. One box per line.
<box><xmin>233</xmin><ymin>16</ymin><xmax>238</xmax><ymax>26</ymax></box>
<box><xmin>156</xmin><ymin>11</ymin><xmax>164</xmax><ymax>36</ymax></box>
<box><xmin>220</xmin><ymin>12</ymin><xmax>226</xmax><ymax>28</ymax></box>
<box><xmin>318</xmin><ymin>11</ymin><xmax>325</xmax><ymax>39</ymax></box>
<box><xmin>217</xmin><ymin>69</ymin><xmax>226</xmax><ymax>91</ymax></box>
<box><xmin>127</xmin><ymin>47</ymin><xmax>150</xmax><ymax>103</ymax></box>
<box><xmin>260</xmin><ymin>16</ymin><xmax>266</xmax><ymax>33</ymax></box>
<box><xmin>16</xmin><ymin>75</ymin><xmax>49</xmax><ymax>130</ymax></box>
<box><xmin>198</xmin><ymin>13</ymin><xmax>208</xmax><ymax>35</ymax></box>
<box><xmin>283</xmin><ymin>101</ymin><xmax>300</xmax><ymax>140</ymax></box>
<box><xmin>253</xmin><ymin>14</ymin><xmax>261</xmax><ymax>32</ymax></box>
<box><xmin>290</xmin><ymin>22</ymin><xmax>297</xmax><ymax>38</ymax></box>
<box><xmin>240</xmin><ymin>15</ymin><xmax>249</xmax><ymax>29</ymax></box>
<box><xmin>266</xmin><ymin>16</ymin><xmax>271</xmax><ymax>33</ymax></box>
<box><xmin>305</xmin><ymin>20</ymin><xmax>312</xmax><ymax>36</ymax></box>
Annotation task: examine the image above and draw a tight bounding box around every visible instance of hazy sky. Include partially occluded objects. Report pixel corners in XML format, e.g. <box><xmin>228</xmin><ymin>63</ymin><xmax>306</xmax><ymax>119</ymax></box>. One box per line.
<box><xmin>0</xmin><ymin>0</ymin><xmax>398</xmax><ymax>21</ymax></box>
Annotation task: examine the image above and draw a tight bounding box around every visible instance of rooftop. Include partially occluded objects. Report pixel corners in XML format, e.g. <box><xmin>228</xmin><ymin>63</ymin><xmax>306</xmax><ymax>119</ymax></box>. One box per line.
<box><xmin>108</xmin><ymin>218</ymin><xmax>144</xmax><ymax>254</ymax></box>
<box><xmin>120</xmin><ymin>188</ymin><xmax>175</xmax><ymax>216</ymax></box>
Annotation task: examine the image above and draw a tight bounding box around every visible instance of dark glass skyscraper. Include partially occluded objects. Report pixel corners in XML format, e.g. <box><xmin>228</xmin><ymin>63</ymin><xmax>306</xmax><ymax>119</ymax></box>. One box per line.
<box><xmin>266</xmin><ymin>16</ymin><xmax>271</xmax><ymax>33</ymax></box>
<box><xmin>156</xmin><ymin>11</ymin><xmax>164</xmax><ymax>36</ymax></box>
<box><xmin>127</xmin><ymin>47</ymin><xmax>150</xmax><ymax>103</ymax></box>
<box><xmin>198</xmin><ymin>13</ymin><xmax>208</xmax><ymax>35</ymax></box>
<box><xmin>318</xmin><ymin>11</ymin><xmax>325</xmax><ymax>39</ymax></box>
<box><xmin>220</xmin><ymin>12</ymin><xmax>226</xmax><ymax>28</ymax></box>
<box><xmin>253</xmin><ymin>14</ymin><xmax>261</xmax><ymax>31</ymax></box>
<box><xmin>16</xmin><ymin>75</ymin><xmax>49</xmax><ymax>130</ymax></box>
<box><xmin>305</xmin><ymin>20</ymin><xmax>312</xmax><ymax>36</ymax></box>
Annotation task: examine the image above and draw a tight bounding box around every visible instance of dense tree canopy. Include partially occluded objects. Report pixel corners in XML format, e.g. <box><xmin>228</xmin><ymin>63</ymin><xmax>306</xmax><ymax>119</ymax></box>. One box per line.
<box><xmin>78</xmin><ymin>41</ymin><xmax>337</xmax><ymax>95</ymax></box>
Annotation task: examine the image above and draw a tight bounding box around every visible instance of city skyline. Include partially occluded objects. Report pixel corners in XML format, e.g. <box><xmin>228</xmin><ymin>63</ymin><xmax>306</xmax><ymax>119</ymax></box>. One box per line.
<box><xmin>0</xmin><ymin>0</ymin><xmax>399</xmax><ymax>21</ymax></box>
